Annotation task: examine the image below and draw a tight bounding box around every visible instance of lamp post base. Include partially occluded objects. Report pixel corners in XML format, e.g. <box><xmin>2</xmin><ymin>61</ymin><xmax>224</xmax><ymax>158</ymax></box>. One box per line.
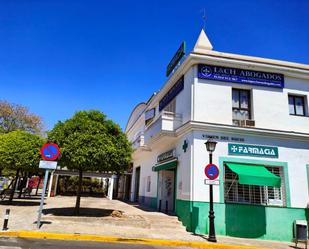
<box><xmin>208</xmin><ymin>236</ymin><xmax>217</xmax><ymax>243</ymax></box>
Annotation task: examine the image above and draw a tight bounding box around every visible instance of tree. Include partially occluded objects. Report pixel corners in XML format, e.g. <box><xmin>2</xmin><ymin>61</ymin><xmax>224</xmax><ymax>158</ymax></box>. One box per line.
<box><xmin>0</xmin><ymin>100</ymin><xmax>43</xmax><ymax>134</ymax></box>
<box><xmin>48</xmin><ymin>110</ymin><xmax>132</xmax><ymax>215</ymax></box>
<box><xmin>0</xmin><ymin>131</ymin><xmax>45</xmax><ymax>202</ymax></box>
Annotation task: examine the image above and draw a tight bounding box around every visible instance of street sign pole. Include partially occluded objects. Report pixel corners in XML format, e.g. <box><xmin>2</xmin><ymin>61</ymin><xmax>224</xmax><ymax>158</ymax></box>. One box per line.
<box><xmin>36</xmin><ymin>169</ymin><xmax>49</xmax><ymax>229</ymax></box>
<box><xmin>204</xmin><ymin>159</ymin><xmax>219</xmax><ymax>242</ymax></box>
<box><xmin>208</xmin><ymin>153</ymin><xmax>216</xmax><ymax>242</ymax></box>
<box><xmin>37</xmin><ymin>143</ymin><xmax>60</xmax><ymax>229</ymax></box>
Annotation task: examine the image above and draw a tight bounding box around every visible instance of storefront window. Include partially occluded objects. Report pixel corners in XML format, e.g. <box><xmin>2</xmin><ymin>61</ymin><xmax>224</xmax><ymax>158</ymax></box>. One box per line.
<box><xmin>224</xmin><ymin>165</ymin><xmax>285</xmax><ymax>206</ymax></box>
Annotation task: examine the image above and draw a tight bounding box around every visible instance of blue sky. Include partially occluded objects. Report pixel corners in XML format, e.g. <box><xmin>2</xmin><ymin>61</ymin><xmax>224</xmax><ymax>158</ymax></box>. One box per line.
<box><xmin>0</xmin><ymin>0</ymin><xmax>308</xmax><ymax>131</ymax></box>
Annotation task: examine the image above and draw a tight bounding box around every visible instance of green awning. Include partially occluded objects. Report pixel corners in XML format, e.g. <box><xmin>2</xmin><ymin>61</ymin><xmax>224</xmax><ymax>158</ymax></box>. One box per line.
<box><xmin>153</xmin><ymin>160</ymin><xmax>177</xmax><ymax>172</ymax></box>
<box><xmin>226</xmin><ymin>163</ymin><xmax>281</xmax><ymax>187</ymax></box>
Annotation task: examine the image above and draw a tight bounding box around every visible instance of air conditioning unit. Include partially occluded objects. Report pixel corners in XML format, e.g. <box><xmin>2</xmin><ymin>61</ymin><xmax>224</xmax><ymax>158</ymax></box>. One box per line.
<box><xmin>240</xmin><ymin>119</ymin><xmax>255</xmax><ymax>127</ymax></box>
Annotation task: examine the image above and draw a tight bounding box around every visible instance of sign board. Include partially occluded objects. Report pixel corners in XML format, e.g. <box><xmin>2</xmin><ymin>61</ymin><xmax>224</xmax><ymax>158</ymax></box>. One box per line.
<box><xmin>198</xmin><ymin>64</ymin><xmax>284</xmax><ymax>88</ymax></box>
<box><xmin>159</xmin><ymin>76</ymin><xmax>184</xmax><ymax>111</ymax></box>
<box><xmin>204</xmin><ymin>179</ymin><xmax>220</xmax><ymax>185</ymax></box>
<box><xmin>145</xmin><ymin>108</ymin><xmax>155</xmax><ymax>125</ymax></box>
<box><xmin>202</xmin><ymin>134</ymin><xmax>245</xmax><ymax>142</ymax></box>
<box><xmin>157</xmin><ymin>149</ymin><xmax>175</xmax><ymax>163</ymax></box>
<box><xmin>39</xmin><ymin>160</ymin><xmax>57</xmax><ymax>170</ymax></box>
<box><xmin>204</xmin><ymin>164</ymin><xmax>219</xmax><ymax>180</ymax></box>
<box><xmin>166</xmin><ymin>42</ymin><xmax>186</xmax><ymax>77</ymax></box>
<box><xmin>40</xmin><ymin>143</ymin><xmax>60</xmax><ymax>161</ymax></box>
<box><xmin>228</xmin><ymin>143</ymin><xmax>279</xmax><ymax>158</ymax></box>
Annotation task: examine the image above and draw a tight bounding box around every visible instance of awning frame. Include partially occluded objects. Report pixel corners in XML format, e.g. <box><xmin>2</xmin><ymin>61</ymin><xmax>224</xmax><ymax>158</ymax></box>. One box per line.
<box><xmin>225</xmin><ymin>162</ymin><xmax>281</xmax><ymax>188</ymax></box>
<box><xmin>152</xmin><ymin>158</ymin><xmax>177</xmax><ymax>172</ymax></box>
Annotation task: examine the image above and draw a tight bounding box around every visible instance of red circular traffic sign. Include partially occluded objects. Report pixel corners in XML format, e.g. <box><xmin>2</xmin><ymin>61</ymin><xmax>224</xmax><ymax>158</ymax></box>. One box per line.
<box><xmin>204</xmin><ymin>163</ymin><xmax>219</xmax><ymax>180</ymax></box>
<box><xmin>40</xmin><ymin>143</ymin><xmax>60</xmax><ymax>161</ymax></box>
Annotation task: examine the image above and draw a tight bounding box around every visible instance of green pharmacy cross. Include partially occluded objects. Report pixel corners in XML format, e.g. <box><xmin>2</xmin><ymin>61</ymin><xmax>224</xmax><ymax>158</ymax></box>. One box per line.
<box><xmin>182</xmin><ymin>140</ymin><xmax>188</xmax><ymax>153</ymax></box>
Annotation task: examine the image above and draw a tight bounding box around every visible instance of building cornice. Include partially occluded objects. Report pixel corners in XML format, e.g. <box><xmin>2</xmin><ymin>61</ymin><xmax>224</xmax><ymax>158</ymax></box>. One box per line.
<box><xmin>176</xmin><ymin>121</ymin><xmax>309</xmax><ymax>142</ymax></box>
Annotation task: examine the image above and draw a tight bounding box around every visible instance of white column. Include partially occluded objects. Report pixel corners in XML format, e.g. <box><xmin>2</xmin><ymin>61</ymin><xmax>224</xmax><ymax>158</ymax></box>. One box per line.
<box><xmin>47</xmin><ymin>171</ymin><xmax>54</xmax><ymax>198</ymax></box>
<box><xmin>107</xmin><ymin>176</ymin><xmax>115</xmax><ymax>200</ymax></box>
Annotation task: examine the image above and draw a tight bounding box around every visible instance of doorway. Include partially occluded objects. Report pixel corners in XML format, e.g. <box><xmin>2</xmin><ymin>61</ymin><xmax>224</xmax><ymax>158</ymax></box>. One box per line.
<box><xmin>157</xmin><ymin>169</ymin><xmax>176</xmax><ymax>213</ymax></box>
<box><xmin>134</xmin><ymin>167</ymin><xmax>140</xmax><ymax>202</ymax></box>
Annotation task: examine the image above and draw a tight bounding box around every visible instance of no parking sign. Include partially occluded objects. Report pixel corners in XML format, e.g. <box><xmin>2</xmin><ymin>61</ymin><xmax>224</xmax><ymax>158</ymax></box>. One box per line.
<box><xmin>40</xmin><ymin>143</ymin><xmax>60</xmax><ymax>161</ymax></box>
<box><xmin>204</xmin><ymin>164</ymin><xmax>219</xmax><ymax>180</ymax></box>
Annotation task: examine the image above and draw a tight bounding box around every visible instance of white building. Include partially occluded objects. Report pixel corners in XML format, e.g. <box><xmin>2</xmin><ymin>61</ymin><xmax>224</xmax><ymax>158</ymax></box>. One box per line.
<box><xmin>125</xmin><ymin>29</ymin><xmax>309</xmax><ymax>242</ymax></box>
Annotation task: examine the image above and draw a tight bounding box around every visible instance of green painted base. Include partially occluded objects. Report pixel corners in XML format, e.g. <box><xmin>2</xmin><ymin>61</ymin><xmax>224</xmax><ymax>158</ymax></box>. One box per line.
<box><xmin>176</xmin><ymin>199</ymin><xmax>309</xmax><ymax>242</ymax></box>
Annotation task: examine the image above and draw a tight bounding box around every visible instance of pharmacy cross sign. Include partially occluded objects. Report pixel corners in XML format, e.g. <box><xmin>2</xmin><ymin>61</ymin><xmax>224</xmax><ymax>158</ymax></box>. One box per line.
<box><xmin>182</xmin><ymin>140</ymin><xmax>188</xmax><ymax>153</ymax></box>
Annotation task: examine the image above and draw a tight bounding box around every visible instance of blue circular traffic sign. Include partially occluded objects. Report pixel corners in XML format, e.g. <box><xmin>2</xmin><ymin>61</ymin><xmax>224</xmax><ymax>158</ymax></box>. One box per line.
<box><xmin>40</xmin><ymin>143</ymin><xmax>60</xmax><ymax>161</ymax></box>
<box><xmin>204</xmin><ymin>164</ymin><xmax>219</xmax><ymax>180</ymax></box>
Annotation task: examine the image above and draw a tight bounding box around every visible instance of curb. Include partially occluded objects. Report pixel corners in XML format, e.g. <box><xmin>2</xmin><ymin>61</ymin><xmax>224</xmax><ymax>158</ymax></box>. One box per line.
<box><xmin>0</xmin><ymin>230</ymin><xmax>269</xmax><ymax>249</ymax></box>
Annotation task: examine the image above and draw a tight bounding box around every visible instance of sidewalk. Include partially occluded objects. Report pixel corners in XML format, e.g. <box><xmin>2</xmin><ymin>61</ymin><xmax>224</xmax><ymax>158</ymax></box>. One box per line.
<box><xmin>0</xmin><ymin>196</ymin><xmax>304</xmax><ymax>249</ymax></box>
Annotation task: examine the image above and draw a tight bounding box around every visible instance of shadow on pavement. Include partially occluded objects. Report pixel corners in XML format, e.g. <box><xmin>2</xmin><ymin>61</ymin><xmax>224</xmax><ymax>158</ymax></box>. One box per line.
<box><xmin>33</xmin><ymin>220</ymin><xmax>52</xmax><ymax>229</ymax></box>
<box><xmin>0</xmin><ymin>200</ymin><xmax>42</xmax><ymax>206</ymax></box>
<box><xmin>120</xmin><ymin>200</ymin><xmax>177</xmax><ymax>216</ymax></box>
<box><xmin>43</xmin><ymin>207</ymin><xmax>116</xmax><ymax>217</ymax></box>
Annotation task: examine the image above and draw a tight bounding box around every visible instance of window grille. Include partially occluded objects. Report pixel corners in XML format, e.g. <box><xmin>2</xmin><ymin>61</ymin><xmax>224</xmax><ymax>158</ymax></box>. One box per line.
<box><xmin>224</xmin><ymin>165</ymin><xmax>285</xmax><ymax>206</ymax></box>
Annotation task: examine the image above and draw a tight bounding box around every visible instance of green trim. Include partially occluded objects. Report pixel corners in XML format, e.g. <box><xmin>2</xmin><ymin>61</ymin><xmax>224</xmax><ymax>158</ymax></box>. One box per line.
<box><xmin>219</xmin><ymin>157</ymin><xmax>291</xmax><ymax>207</ymax></box>
<box><xmin>156</xmin><ymin>172</ymin><xmax>159</xmax><ymax>210</ymax></box>
<box><xmin>176</xmin><ymin>199</ymin><xmax>307</xmax><ymax>242</ymax></box>
<box><xmin>226</xmin><ymin>163</ymin><xmax>281</xmax><ymax>187</ymax></box>
<box><xmin>174</xmin><ymin>165</ymin><xmax>178</xmax><ymax>212</ymax></box>
<box><xmin>153</xmin><ymin>160</ymin><xmax>177</xmax><ymax>172</ymax></box>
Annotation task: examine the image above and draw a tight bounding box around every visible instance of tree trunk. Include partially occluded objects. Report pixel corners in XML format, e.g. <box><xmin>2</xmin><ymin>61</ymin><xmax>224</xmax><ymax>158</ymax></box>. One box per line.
<box><xmin>74</xmin><ymin>170</ymin><xmax>83</xmax><ymax>215</ymax></box>
<box><xmin>35</xmin><ymin>176</ymin><xmax>40</xmax><ymax>195</ymax></box>
<box><xmin>8</xmin><ymin>169</ymin><xmax>20</xmax><ymax>203</ymax></box>
<box><xmin>18</xmin><ymin>172</ymin><xmax>26</xmax><ymax>198</ymax></box>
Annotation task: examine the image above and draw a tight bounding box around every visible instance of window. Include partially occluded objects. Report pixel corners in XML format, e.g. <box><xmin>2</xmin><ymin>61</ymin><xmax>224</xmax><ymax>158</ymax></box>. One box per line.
<box><xmin>224</xmin><ymin>165</ymin><xmax>285</xmax><ymax>206</ymax></box>
<box><xmin>288</xmin><ymin>95</ymin><xmax>306</xmax><ymax>116</ymax></box>
<box><xmin>163</xmin><ymin>98</ymin><xmax>176</xmax><ymax>114</ymax></box>
<box><xmin>146</xmin><ymin>176</ymin><xmax>151</xmax><ymax>192</ymax></box>
<box><xmin>232</xmin><ymin>89</ymin><xmax>251</xmax><ymax>125</ymax></box>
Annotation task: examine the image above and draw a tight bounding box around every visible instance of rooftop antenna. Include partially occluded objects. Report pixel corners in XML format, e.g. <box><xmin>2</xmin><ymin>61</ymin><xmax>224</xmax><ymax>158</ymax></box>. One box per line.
<box><xmin>200</xmin><ymin>8</ymin><xmax>206</xmax><ymax>30</ymax></box>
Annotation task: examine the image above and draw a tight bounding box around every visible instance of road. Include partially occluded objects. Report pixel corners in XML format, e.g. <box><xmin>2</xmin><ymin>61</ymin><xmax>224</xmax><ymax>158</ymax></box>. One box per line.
<box><xmin>0</xmin><ymin>237</ymin><xmax>192</xmax><ymax>249</ymax></box>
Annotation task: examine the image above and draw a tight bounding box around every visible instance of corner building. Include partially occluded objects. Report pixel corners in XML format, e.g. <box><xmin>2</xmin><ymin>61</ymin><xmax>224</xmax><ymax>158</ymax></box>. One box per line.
<box><xmin>125</xmin><ymin>29</ymin><xmax>309</xmax><ymax>242</ymax></box>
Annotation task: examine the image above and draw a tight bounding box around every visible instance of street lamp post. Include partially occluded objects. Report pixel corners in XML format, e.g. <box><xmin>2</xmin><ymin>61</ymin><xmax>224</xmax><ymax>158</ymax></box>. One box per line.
<box><xmin>205</xmin><ymin>139</ymin><xmax>217</xmax><ymax>243</ymax></box>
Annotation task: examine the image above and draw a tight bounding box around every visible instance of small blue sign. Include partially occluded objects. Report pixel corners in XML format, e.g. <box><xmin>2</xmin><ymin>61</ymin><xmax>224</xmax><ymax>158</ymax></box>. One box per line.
<box><xmin>198</xmin><ymin>64</ymin><xmax>284</xmax><ymax>88</ymax></box>
<box><xmin>204</xmin><ymin>163</ymin><xmax>219</xmax><ymax>180</ymax></box>
<box><xmin>40</xmin><ymin>143</ymin><xmax>60</xmax><ymax>161</ymax></box>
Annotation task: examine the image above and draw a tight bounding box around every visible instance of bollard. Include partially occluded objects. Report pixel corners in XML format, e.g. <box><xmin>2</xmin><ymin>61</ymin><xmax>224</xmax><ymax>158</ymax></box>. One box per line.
<box><xmin>159</xmin><ymin>200</ymin><xmax>162</xmax><ymax>212</ymax></box>
<box><xmin>2</xmin><ymin>209</ymin><xmax>10</xmax><ymax>230</ymax></box>
<box><xmin>165</xmin><ymin>200</ymin><xmax>168</xmax><ymax>214</ymax></box>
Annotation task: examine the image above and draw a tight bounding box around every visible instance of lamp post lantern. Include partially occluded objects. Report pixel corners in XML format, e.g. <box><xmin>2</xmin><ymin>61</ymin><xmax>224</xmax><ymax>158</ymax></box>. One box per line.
<box><xmin>205</xmin><ymin>138</ymin><xmax>217</xmax><ymax>242</ymax></box>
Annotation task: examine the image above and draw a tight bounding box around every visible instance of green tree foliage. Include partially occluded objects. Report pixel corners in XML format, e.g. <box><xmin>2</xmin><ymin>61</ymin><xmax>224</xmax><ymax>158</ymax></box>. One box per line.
<box><xmin>48</xmin><ymin>110</ymin><xmax>132</xmax><ymax>214</ymax></box>
<box><xmin>0</xmin><ymin>130</ymin><xmax>45</xmax><ymax>202</ymax></box>
<box><xmin>0</xmin><ymin>100</ymin><xmax>43</xmax><ymax>134</ymax></box>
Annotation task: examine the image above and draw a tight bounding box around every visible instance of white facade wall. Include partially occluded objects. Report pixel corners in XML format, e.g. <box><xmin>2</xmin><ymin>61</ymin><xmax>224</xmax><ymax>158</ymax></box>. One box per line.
<box><xmin>194</xmin><ymin>65</ymin><xmax>309</xmax><ymax>133</ymax></box>
<box><xmin>175</xmin><ymin>67</ymin><xmax>194</xmax><ymax>124</ymax></box>
<box><xmin>192</xmin><ymin>130</ymin><xmax>309</xmax><ymax>208</ymax></box>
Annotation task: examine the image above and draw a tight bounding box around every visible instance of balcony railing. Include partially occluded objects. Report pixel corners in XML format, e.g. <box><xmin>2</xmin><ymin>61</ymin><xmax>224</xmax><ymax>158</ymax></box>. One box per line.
<box><xmin>144</xmin><ymin>111</ymin><xmax>182</xmax><ymax>144</ymax></box>
<box><xmin>132</xmin><ymin>132</ymin><xmax>144</xmax><ymax>150</ymax></box>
